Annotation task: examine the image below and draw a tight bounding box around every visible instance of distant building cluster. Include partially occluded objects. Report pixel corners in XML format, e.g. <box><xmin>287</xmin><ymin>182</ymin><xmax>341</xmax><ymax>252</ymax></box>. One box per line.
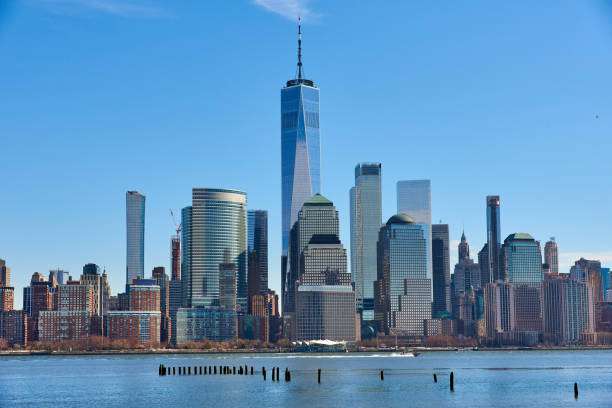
<box><xmin>1</xmin><ymin>22</ymin><xmax>611</xmax><ymax>350</ymax></box>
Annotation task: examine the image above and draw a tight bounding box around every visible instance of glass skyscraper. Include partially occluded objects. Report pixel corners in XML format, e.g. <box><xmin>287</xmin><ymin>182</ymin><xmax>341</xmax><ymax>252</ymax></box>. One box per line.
<box><xmin>432</xmin><ymin>224</ymin><xmax>451</xmax><ymax>316</ymax></box>
<box><xmin>281</xmin><ymin>21</ymin><xmax>320</xmax><ymax>273</ymax></box>
<box><xmin>544</xmin><ymin>238</ymin><xmax>559</xmax><ymax>275</ymax></box>
<box><xmin>126</xmin><ymin>191</ymin><xmax>145</xmax><ymax>284</ymax></box>
<box><xmin>486</xmin><ymin>195</ymin><xmax>502</xmax><ymax>281</ymax></box>
<box><xmin>374</xmin><ymin>214</ymin><xmax>431</xmax><ymax>336</ymax></box>
<box><xmin>397</xmin><ymin>180</ymin><xmax>432</xmax><ymax>280</ymax></box>
<box><xmin>349</xmin><ymin>163</ymin><xmax>382</xmax><ymax>321</ymax></box>
<box><xmin>181</xmin><ymin>188</ymin><xmax>247</xmax><ymax>309</ymax></box>
<box><xmin>501</xmin><ymin>233</ymin><xmax>543</xmax><ymax>288</ymax></box>
<box><xmin>248</xmin><ymin>210</ymin><xmax>268</xmax><ymax>297</ymax></box>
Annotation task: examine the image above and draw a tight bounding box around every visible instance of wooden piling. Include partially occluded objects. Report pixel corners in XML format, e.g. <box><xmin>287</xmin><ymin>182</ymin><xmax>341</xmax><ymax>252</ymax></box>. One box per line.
<box><xmin>276</xmin><ymin>367</ymin><xmax>280</xmax><ymax>382</ymax></box>
<box><xmin>233</xmin><ymin>366</ymin><xmax>236</xmax><ymax>375</ymax></box>
<box><xmin>318</xmin><ymin>369</ymin><xmax>321</xmax><ymax>384</ymax></box>
<box><xmin>272</xmin><ymin>367</ymin><xmax>275</xmax><ymax>381</ymax></box>
<box><xmin>173</xmin><ymin>367</ymin><xmax>176</xmax><ymax>375</ymax></box>
<box><xmin>251</xmin><ymin>366</ymin><xmax>254</xmax><ymax>375</ymax></box>
<box><xmin>380</xmin><ymin>370</ymin><xmax>384</xmax><ymax>381</ymax></box>
<box><xmin>450</xmin><ymin>372</ymin><xmax>454</xmax><ymax>392</ymax></box>
<box><xmin>188</xmin><ymin>367</ymin><xmax>191</xmax><ymax>375</ymax></box>
<box><xmin>574</xmin><ymin>382</ymin><xmax>578</xmax><ymax>399</ymax></box>
<box><xmin>199</xmin><ymin>366</ymin><xmax>202</xmax><ymax>375</ymax></box>
<box><xmin>433</xmin><ymin>373</ymin><xmax>437</xmax><ymax>383</ymax></box>
<box><xmin>263</xmin><ymin>367</ymin><xmax>267</xmax><ymax>381</ymax></box>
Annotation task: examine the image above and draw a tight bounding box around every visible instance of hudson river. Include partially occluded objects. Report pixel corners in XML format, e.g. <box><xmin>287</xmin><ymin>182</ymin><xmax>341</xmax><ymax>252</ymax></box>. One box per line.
<box><xmin>1</xmin><ymin>350</ymin><xmax>611</xmax><ymax>407</ymax></box>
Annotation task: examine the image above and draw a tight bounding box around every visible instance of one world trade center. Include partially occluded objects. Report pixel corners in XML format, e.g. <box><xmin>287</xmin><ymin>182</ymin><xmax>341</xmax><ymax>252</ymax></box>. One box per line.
<box><xmin>281</xmin><ymin>19</ymin><xmax>320</xmax><ymax>313</ymax></box>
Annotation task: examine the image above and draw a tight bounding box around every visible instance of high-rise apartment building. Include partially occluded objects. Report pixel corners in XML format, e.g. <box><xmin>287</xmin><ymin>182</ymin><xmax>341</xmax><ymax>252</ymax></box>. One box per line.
<box><xmin>169</xmin><ymin>279</ymin><xmax>182</xmax><ymax>344</ymax></box>
<box><xmin>152</xmin><ymin>267</ymin><xmax>169</xmax><ymax>316</ymax></box>
<box><xmin>0</xmin><ymin>286</ymin><xmax>14</xmax><ymax>312</ymax></box>
<box><xmin>81</xmin><ymin>263</ymin><xmax>103</xmax><ymax>317</ymax></box>
<box><xmin>0</xmin><ymin>259</ymin><xmax>11</xmax><ymax>286</ymax></box>
<box><xmin>349</xmin><ymin>163</ymin><xmax>382</xmax><ymax>321</ymax></box>
<box><xmin>181</xmin><ymin>188</ymin><xmax>247</xmax><ymax>308</ymax></box>
<box><xmin>542</xmin><ymin>276</ymin><xmax>595</xmax><ymax>344</ymax></box>
<box><xmin>284</xmin><ymin>194</ymin><xmax>339</xmax><ymax>315</ymax></box>
<box><xmin>126</xmin><ymin>190</ymin><xmax>145</xmax><ymax>284</ymax></box>
<box><xmin>544</xmin><ymin>238</ymin><xmax>559</xmax><ymax>275</ymax></box>
<box><xmin>432</xmin><ymin>224</ymin><xmax>451</xmax><ymax>316</ymax></box>
<box><xmin>397</xmin><ymin>180</ymin><xmax>432</xmax><ymax>282</ymax></box>
<box><xmin>486</xmin><ymin>195</ymin><xmax>502</xmax><ymax>281</ymax></box>
<box><xmin>171</xmin><ymin>236</ymin><xmax>181</xmax><ymax>280</ymax></box>
<box><xmin>484</xmin><ymin>281</ymin><xmax>515</xmax><ymax>337</ymax></box>
<box><xmin>375</xmin><ymin>214</ymin><xmax>431</xmax><ymax>336</ymax></box>
<box><xmin>281</xmin><ymin>20</ymin><xmax>321</xmax><ymax>290</ymax></box>
<box><xmin>248</xmin><ymin>210</ymin><xmax>268</xmax><ymax>299</ymax></box>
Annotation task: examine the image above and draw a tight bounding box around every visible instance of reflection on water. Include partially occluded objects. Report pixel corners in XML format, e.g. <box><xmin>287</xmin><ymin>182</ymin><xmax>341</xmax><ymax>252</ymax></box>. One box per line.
<box><xmin>1</xmin><ymin>350</ymin><xmax>612</xmax><ymax>407</ymax></box>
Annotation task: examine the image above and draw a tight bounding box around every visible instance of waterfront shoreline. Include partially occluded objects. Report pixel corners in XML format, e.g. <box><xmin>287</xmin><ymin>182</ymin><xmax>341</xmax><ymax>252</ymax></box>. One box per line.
<box><xmin>2</xmin><ymin>345</ymin><xmax>612</xmax><ymax>357</ymax></box>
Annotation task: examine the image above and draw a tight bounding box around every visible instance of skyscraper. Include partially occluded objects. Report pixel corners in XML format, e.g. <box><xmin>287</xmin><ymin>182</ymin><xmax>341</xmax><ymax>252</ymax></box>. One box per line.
<box><xmin>248</xmin><ymin>210</ymin><xmax>268</xmax><ymax>297</ymax></box>
<box><xmin>458</xmin><ymin>232</ymin><xmax>470</xmax><ymax>262</ymax></box>
<box><xmin>375</xmin><ymin>214</ymin><xmax>431</xmax><ymax>336</ymax></box>
<box><xmin>281</xmin><ymin>20</ymin><xmax>321</xmax><ymax>281</ymax></box>
<box><xmin>397</xmin><ymin>180</ymin><xmax>432</xmax><ymax>281</ymax></box>
<box><xmin>478</xmin><ymin>243</ymin><xmax>490</xmax><ymax>287</ymax></box>
<box><xmin>544</xmin><ymin>238</ymin><xmax>559</xmax><ymax>275</ymax></box>
<box><xmin>171</xmin><ymin>236</ymin><xmax>181</xmax><ymax>280</ymax></box>
<box><xmin>284</xmin><ymin>194</ymin><xmax>339</xmax><ymax>315</ymax></box>
<box><xmin>349</xmin><ymin>163</ymin><xmax>382</xmax><ymax>321</ymax></box>
<box><xmin>432</xmin><ymin>224</ymin><xmax>451</xmax><ymax>316</ymax></box>
<box><xmin>486</xmin><ymin>195</ymin><xmax>502</xmax><ymax>281</ymax></box>
<box><xmin>0</xmin><ymin>259</ymin><xmax>10</xmax><ymax>287</ymax></box>
<box><xmin>126</xmin><ymin>190</ymin><xmax>145</xmax><ymax>284</ymax></box>
<box><xmin>181</xmin><ymin>188</ymin><xmax>247</xmax><ymax>308</ymax></box>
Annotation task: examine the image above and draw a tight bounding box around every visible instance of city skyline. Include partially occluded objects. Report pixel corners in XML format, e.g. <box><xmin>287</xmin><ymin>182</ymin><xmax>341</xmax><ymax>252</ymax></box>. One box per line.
<box><xmin>1</xmin><ymin>1</ymin><xmax>612</xmax><ymax>308</ymax></box>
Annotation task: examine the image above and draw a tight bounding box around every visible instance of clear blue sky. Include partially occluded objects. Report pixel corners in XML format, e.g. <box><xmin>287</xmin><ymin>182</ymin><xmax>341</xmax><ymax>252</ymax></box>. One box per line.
<box><xmin>1</xmin><ymin>0</ymin><xmax>611</xmax><ymax>307</ymax></box>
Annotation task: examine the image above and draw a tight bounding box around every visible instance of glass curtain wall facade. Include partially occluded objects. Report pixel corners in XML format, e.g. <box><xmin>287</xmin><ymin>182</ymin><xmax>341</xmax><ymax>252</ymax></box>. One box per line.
<box><xmin>397</xmin><ymin>180</ymin><xmax>432</xmax><ymax>281</ymax></box>
<box><xmin>501</xmin><ymin>233</ymin><xmax>543</xmax><ymax>288</ymax></box>
<box><xmin>126</xmin><ymin>191</ymin><xmax>145</xmax><ymax>284</ymax></box>
<box><xmin>350</xmin><ymin>163</ymin><xmax>382</xmax><ymax>321</ymax></box>
<box><xmin>486</xmin><ymin>195</ymin><xmax>502</xmax><ymax>281</ymax></box>
<box><xmin>248</xmin><ymin>210</ymin><xmax>268</xmax><ymax>295</ymax></box>
<box><xmin>544</xmin><ymin>238</ymin><xmax>559</xmax><ymax>275</ymax></box>
<box><xmin>181</xmin><ymin>188</ymin><xmax>247</xmax><ymax>308</ymax></box>
<box><xmin>432</xmin><ymin>224</ymin><xmax>451</xmax><ymax>316</ymax></box>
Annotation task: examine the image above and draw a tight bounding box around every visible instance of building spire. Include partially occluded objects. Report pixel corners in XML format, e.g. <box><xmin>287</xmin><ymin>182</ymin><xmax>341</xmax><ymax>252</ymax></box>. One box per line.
<box><xmin>297</xmin><ymin>16</ymin><xmax>303</xmax><ymax>80</ymax></box>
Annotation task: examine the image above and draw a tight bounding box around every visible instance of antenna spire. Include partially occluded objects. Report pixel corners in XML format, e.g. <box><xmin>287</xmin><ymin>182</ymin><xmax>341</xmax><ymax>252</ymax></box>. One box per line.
<box><xmin>297</xmin><ymin>16</ymin><xmax>303</xmax><ymax>80</ymax></box>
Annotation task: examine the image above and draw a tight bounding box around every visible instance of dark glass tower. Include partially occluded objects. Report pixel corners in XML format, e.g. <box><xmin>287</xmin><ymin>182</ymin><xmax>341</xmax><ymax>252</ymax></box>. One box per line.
<box><xmin>486</xmin><ymin>195</ymin><xmax>502</xmax><ymax>281</ymax></box>
<box><xmin>248</xmin><ymin>210</ymin><xmax>268</xmax><ymax>298</ymax></box>
<box><xmin>432</xmin><ymin>224</ymin><xmax>451</xmax><ymax>316</ymax></box>
<box><xmin>281</xmin><ymin>20</ymin><xmax>321</xmax><ymax>307</ymax></box>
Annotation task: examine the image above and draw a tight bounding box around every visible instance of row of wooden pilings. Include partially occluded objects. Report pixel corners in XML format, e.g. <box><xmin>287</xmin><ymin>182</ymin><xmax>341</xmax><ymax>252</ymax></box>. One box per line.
<box><xmin>157</xmin><ymin>365</ymin><xmax>580</xmax><ymax>398</ymax></box>
<box><xmin>157</xmin><ymin>364</ymin><xmax>292</xmax><ymax>381</ymax></box>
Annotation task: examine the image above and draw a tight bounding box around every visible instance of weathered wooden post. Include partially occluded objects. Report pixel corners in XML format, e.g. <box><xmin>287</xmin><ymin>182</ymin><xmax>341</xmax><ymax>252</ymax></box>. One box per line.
<box><xmin>433</xmin><ymin>373</ymin><xmax>437</xmax><ymax>383</ymax></box>
<box><xmin>276</xmin><ymin>367</ymin><xmax>280</xmax><ymax>382</ymax></box>
<box><xmin>251</xmin><ymin>366</ymin><xmax>254</xmax><ymax>375</ymax></box>
<box><xmin>574</xmin><ymin>382</ymin><xmax>578</xmax><ymax>399</ymax></box>
<box><xmin>233</xmin><ymin>366</ymin><xmax>236</xmax><ymax>375</ymax></box>
<box><xmin>380</xmin><ymin>370</ymin><xmax>384</xmax><ymax>380</ymax></box>
<box><xmin>272</xmin><ymin>367</ymin><xmax>276</xmax><ymax>381</ymax></box>
<box><xmin>263</xmin><ymin>367</ymin><xmax>267</xmax><ymax>380</ymax></box>
<box><xmin>450</xmin><ymin>372</ymin><xmax>454</xmax><ymax>392</ymax></box>
<box><xmin>318</xmin><ymin>369</ymin><xmax>321</xmax><ymax>384</ymax></box>
<box><xmin>188</xmin><ymin>367</ymin><xmax>191</xmax><ymax>375</ymax></box>
<box><xmin>173</xmin><ymin>367</ymin><xmax>176</xmax><ymax>375</ymax></box>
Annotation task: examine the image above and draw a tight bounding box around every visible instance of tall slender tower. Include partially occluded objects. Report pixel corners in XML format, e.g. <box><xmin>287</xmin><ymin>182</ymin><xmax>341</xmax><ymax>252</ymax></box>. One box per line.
<box><xmin>281</xmin><ymin>19</ymin><xmax>321</xmax><ymax>308</ymax></box>
<box><xmin>486</xmin><ymin>195</ymin><xmax>501</xmax><ymax>282</ymax></box>
<box><xmin>544</xmin><ymin>238</ymin><xmax>559</xmax><ymax>275</ymax></box>
<box><xmin>126</xmin><ymin>191</ymin><xmax>145</xmax><ymax>284</ymax></box>
<box><xmin>432</xmin><ymin>224</ymin><xmax>451</xmax><ymax>316</ymax></box>
<box><xmin>350</xmin><ymin>163</ymin><xmax>382</xmax><ymax>321</ymax></box>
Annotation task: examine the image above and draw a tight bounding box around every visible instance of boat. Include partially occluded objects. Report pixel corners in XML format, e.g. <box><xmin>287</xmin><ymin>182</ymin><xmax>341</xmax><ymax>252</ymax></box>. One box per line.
<box><xmin>294</xmin><ymin>340</ymin><xmax>348</xmax><ymax>352</ymax></box>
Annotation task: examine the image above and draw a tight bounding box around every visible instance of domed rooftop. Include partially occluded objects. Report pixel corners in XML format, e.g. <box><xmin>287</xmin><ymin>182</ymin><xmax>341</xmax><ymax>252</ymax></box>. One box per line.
<box><xmin>386</xmin><ymin>213</ymin><xmax>415</xmax><ymax>225</ymax></box>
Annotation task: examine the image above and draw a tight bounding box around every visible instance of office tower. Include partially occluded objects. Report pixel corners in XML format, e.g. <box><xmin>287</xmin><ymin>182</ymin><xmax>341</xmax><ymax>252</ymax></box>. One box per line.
<box><xmin>281</xmin><ymin>20</ymin><xmax>321</xmax><ymax>291</ymax></box>
<box><xmin>248</xmin><ymin>210</ymin><xmax>268</xmax><ymax>301</ymax></box>
<box><xmin>266</xmin><ymin>289</ymin><xmax>282</xmax><ymax>342</ymax></box>
<box><xmin>544</xmin><ymin>238</ymin><xmax>559</xmax><ymax>275</ymax></box>
<box><xmin>169</xmin><ymin>279</ymin><xmax>182</xmax><ymax>344</ymax></box>
<box><xmin>81</xmin><ymin>263</ymin><xmax>103</xmax><ymax>317</ymax></box>
<box><xmin>295</xmin><ymin>234</ymin><xmax>357</xmax><ymax>341</ymax></box>
<box><xmin>175</xmin><ymin>307</ymin><xmax>237</xmax><ymax>344</ymax></box>
<box><xmin>0</xmin><ymin>286</ymin><xmax>14</xmax><ymax>312</ymax></box>
<box><xmin>501</xmin><ymin>234</ymin><xmax>543</xmax><ymax>288</ymax></box>
<box><xmin>0</xmin><ymin>259</ymin><xmax>10</xmax><ymax>287</ymax></box>
<box><xmin>49</xmin><ymin>269</ymin><xmax>69</xmax><ymax>285</ymax></box>
<box><xmin>484</xmin><ymin>281</ymin><xmax>515</xmax><ymax>337</ymax></box>
<box><xmin>542</xmin><ymin>276</ymin><xmax>595</xmax><ymax>344</ymax></box>
<box><xmin>349</xmin><ymin>163</ymin><xmax>382</xmax><ymax>321</ymax></box>
<box><xmin>478</xmin><ymin>243</ymin><xmax>491</xmax><ymax>287</ymax></box>
<box><xmin>397</xmin><ymin>180</ymin><xmax>432</xmax><ymax>282</ymax></box>
<box><xmin>219</xmin><ymin>263</ymin><xmax>237</xmax><ymax>313</ymax></box>
<box><xmin>126</xmin><ymin>190</ymin><xmax>145</xmax><ymax>284</ymax></box>
<box><xmin>374</xmin><ymin>214</ymin><xmax>431</xmax><ymax>336</ymax></box>
<box><xmin>458</xmin><ymin>232</ymin><xmax>470</xmax><ymax>262</ymax></box>
<box><xmin>453</xmin><ymin>233</ymin><xmax>481</xmax><ymax>296</ymax></box>
<box><xmin>152</xmin><ymin>267</ymin><xmax>169</xmax><ymax>315</ymax></box>
<box><xmin>601</xmin><ymin>268</ymin><xmax>611</xmax><ymax>301</ymax></box>
<box><xmin>486</xmin><ymin>195</ymin><xmax>502</xmax><ymax>281</ymax></box>
<box><xmin>569</xmin><ymin>258</ymin><xmax>601</xmax><ymax>282</ymax></box>
<box><xmin>432</xmin><ymin>224</ymin><xmax>451</xmax><ymax>316</ymax></box>
<box><xmin>284</xmin><ymin>194</ymin><xmax>339</xmax><ymax>315</ymax></box>
<box><xmin>181</xmin><ymin>188</ymin><xmax>247</xmax><ymax>308</ymax></box>
<box><xmin>171</xmin><ymin>236</ymin><xmax>181</xmax><ymax>280</ymax></box>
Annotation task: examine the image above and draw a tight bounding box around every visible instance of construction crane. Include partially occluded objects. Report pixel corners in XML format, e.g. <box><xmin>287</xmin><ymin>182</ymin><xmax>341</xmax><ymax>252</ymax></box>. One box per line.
<box><xmin>169</xmin><ymin>209</ymin><xmax>181</xmax><ymax>237</ymax></box>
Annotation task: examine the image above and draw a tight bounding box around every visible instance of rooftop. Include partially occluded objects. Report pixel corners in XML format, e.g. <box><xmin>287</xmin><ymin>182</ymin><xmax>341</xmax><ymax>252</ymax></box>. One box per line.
<box><xmin>505</xmin><ymin>233</ymin><xmax>535</xmax><ymax>242</ymax></box>
<box><xmin>305</xmin><ymin>193</ymin><xmax>333</xmax><ymax>206</ymax></box>
<box><xmin>386</xmin><ymin>213</ymin><xmax>416</xmax><ymax>225</ymax></box>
